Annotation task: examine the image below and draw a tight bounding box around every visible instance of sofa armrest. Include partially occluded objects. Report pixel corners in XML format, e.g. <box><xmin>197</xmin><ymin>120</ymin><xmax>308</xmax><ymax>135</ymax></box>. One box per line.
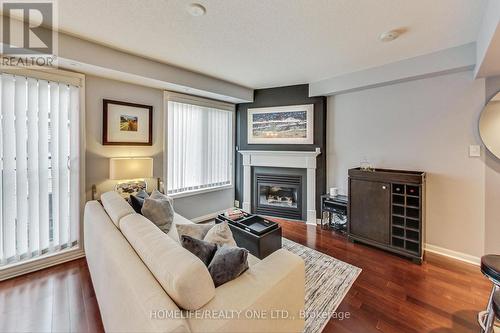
<box><xmin>186</xmin><ymin>249</ymin><xmax>305</xmax><ymax>333</ymax></box>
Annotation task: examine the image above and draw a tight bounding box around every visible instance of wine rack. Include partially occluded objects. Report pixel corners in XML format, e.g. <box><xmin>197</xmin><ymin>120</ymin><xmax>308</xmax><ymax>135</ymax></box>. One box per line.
<box><xmin>391</xmin><ymin>184</ymin><xmax>422</xmax><ymax>256</ymax></box>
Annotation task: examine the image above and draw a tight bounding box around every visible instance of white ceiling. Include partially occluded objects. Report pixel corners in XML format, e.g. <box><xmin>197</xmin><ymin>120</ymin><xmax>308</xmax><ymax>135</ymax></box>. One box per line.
<box><xmin>58</xmin><ymin>0</ymin><xmax>487</xmax><ymax>89</ymax></box>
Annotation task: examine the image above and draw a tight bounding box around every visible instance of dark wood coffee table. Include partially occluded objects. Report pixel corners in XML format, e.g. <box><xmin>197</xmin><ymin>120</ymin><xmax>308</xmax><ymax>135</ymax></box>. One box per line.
<box><xmin>215</xmin><ymin>212</ymin><xmax>282</xmax><ymax>259</ymax></box>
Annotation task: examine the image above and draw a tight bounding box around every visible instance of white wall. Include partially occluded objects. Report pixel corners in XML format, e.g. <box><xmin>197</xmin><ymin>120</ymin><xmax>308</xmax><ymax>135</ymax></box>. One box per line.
<box><xmin>85</xmin><ymin>75</ymin><xmax>234</xmax><ymax>220</ymax></box>
<box><xmin>327</xmin><ymin>71</ymin><xmax>487</xmax><ymax>258</ymax></box>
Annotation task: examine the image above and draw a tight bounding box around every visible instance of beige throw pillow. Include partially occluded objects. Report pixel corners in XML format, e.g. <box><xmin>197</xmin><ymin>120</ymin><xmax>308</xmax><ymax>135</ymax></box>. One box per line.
<box><xmin>141</xmin><ymin>190</ymin><xmax>174</xmax><ymax>233</ymax></box>
<box><xmin>176</xmin><ymin>223</ymin><xmax>214</xmax><ymax>240</ymax></box>
<box><xmin>204</xmin><ymin>221</ymin><xmax>237</xmax><ymax>246</ymax></box>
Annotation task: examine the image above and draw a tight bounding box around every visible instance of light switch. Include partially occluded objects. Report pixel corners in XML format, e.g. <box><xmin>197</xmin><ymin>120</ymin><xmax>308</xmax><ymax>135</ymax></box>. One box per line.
<box><xmin>469</xmin><ymin>145</ymin><xmax>481</xmax><ymax>157</ymax></box>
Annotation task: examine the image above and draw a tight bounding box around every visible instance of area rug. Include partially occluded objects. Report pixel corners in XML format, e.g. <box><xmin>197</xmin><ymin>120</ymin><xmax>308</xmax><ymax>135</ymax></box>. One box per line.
<box><xmin>282</xmin><ymin>238</ymin><xmax>362</xmax><ymax>333</ymax></box>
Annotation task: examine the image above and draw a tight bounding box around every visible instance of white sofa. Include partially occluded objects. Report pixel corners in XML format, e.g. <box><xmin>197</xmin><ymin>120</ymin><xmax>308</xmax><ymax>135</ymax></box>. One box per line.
<box><xmin>84</xmin><ymin>191</ymin><xmax>305</xmax><ymax>333</ymax></box>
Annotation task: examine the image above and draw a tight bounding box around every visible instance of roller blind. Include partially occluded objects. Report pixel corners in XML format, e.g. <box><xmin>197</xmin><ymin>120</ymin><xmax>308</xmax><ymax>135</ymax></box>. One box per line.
<box><xmin>0</xmin><ymin>73</ymin><xmax>80</xmax><ymax>266</ymax></box>
<box><xmin>166</xmin><ymin>100</ymin><xmax>232</xmax><ymax>194</ymax></box>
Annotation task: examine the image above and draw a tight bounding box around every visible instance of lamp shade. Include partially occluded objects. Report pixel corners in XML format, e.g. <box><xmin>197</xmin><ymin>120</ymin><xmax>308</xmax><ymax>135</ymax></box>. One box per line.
<box><xmin>109</xmin><ymin>158</ymin><xmax>153</xmax><ymax>180</ymax></box>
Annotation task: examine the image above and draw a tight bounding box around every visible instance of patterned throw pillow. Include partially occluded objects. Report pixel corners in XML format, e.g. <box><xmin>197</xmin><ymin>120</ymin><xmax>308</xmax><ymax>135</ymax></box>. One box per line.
<box><xmin>141</xmin><ymin>190</ymin><xmax>174</xmax><ymax>233</ymax></box>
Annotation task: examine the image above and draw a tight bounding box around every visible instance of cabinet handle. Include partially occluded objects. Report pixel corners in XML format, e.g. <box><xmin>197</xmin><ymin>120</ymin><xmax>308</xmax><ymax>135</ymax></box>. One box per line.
<box><xmin>382</xmin><ymin>186</ymin><xmax>387</xmax><ymax>190</ymax></box>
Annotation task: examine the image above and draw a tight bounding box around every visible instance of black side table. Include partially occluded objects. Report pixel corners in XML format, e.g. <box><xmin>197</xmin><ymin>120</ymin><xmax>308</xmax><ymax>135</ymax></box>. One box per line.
<box><xmin>320</xmin><ymin>194</ymin><xmax>348</xmax><ymax>232</ymax></box>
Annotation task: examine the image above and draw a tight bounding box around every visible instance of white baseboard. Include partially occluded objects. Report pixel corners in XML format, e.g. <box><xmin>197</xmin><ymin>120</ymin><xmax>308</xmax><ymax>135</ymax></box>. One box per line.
<box><xmin>424</xmin><ymin>243</ymin><xmax>480</xmax><ymax>266</ymax></box>
<box><xmin>191</xmin><ymin>208</ymin><xmax>233</xmax><ymax>223</ymax></box>
<box><xmin>0</xmin><ymin>247</ymin><xmax>86</xmax><ymax>281</ymax></box>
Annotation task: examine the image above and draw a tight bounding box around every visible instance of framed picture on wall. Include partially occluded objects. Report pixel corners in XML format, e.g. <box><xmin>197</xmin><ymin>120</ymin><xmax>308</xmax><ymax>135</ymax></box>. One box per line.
<box><xmin>103</xmin><ymin>99</ymin><xmax>153</xmax><ymax>146</ymax></box>
<box><xmin>247</xmin><ymin>104</ymin><xmax>314</xmax><ymax>144</ymax></box>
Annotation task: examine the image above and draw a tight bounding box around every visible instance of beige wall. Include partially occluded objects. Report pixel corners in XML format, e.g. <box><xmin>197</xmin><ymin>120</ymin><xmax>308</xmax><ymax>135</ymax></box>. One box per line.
<box><xmin>327</xmin><ymin>71</ymin><xmax>487</xmax><ymax>259</ymax></box>
<box><xmin>85</xmin><ymin>75</ymin><xmax>164</xmax><ymax>199</ymax></box>
<box><xmin>85</xmin><ymin>75</ymin><xmax>234</xmax><ymax>220</ymax></box>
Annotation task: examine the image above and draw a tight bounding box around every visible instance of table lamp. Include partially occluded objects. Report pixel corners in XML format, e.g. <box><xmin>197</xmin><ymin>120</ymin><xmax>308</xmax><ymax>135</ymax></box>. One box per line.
<box><xmin>109</xmin><ymin>157</ymin><xmax>153</xmax><ymax>197</ymax></box>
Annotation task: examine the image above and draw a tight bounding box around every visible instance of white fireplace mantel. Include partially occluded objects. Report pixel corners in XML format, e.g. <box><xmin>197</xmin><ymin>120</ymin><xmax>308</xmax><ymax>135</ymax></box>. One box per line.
<box><xmin>239</xmin><ymin>148</ymin><xmax>321</xmax><ymax>225</ymax></box>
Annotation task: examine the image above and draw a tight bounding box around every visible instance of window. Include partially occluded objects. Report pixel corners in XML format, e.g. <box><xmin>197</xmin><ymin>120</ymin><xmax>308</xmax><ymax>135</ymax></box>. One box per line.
<box><xmin>0</xmin><ymin>71</ymin><xmax>82</xmax><ymax>268</ymax></box>
<box><xmin>165</xmin><ymin>93</ymin><xmax>233</xmax><ymax>196</ymax></box>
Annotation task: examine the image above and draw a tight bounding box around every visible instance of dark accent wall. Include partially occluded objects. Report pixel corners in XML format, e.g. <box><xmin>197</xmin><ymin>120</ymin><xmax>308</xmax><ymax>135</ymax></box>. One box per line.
<box><xmin>235</xmin><ymin>84</ymin><xmax>327</xmax><ymax>218</ymax></box>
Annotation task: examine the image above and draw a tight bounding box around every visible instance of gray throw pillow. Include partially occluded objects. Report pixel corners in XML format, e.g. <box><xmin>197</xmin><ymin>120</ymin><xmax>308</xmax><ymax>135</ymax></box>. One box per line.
<box><xmin>176</xmin><ymin>223</ymin><xmax>214</xmax><ymax>241</ymax></box>
<box><xmin>180</xmin><ymin>235</ymin><xmax>218</xmax><ymax>266</ymax></box>
<box><xmin>204</xmin><ymin>221</ymin><xmax>237</xmax><ymax>246</ymax></box>
<box><xmin>141</xmin><ymin>190</ymin><xmax>174</xmax><ymax>233</ymax></box>
<box><xmin>208</xmin><ymin>245</ymin><xmax>249</xmax><ymax>287</ymax></box>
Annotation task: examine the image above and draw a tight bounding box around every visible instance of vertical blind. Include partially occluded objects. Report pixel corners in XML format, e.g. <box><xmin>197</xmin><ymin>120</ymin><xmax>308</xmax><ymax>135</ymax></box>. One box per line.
<box><xmin>0</xmin><ymin>73</ymin><xmax>80</xmax><ymax>267</ymax></box>
<box><xmin>167</xmin><ymin>100</ymin><xmax>232</xmax><ymax>194</ymax></box>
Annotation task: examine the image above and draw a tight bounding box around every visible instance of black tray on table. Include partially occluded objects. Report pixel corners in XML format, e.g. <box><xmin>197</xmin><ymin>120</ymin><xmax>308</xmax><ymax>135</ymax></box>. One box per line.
<box><xmin>217</xmin><ymin>213</ymin><xmax>279</xmax><ymax>236</ymax></box>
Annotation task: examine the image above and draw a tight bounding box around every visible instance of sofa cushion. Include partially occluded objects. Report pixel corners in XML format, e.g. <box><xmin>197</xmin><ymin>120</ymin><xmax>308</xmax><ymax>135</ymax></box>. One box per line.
<box><xmin>180</xmin><ymin>235</ymin><xmax>218</xmax><ymax>266</ymax></box>
<box><xmin>141</xmin><ymin>190</ymin><xmax>174</xmax><ymax>233</ymax></box>
<box><xmin>120</xmin><ymin>213</ymin><xmax>216</xmax><ymax>310</ymax></box>
<box><xmin>101</xmin><ymin>191</ymin><xmax>135</xmax><ymax>228</ymax></box>
<box><xmin>188</xmin><ymin>249</ymin><xmax>305</xmax><ymax>333</ymax></box>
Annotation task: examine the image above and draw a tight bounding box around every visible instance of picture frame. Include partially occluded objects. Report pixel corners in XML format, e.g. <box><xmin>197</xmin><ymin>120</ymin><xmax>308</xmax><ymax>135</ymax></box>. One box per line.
<box><xmin>103</xmin><ymin>99</ymin><xmax>153</xmax><ymax>146</ymax></box>
<box><xmin>247</xmin><ymin>104</ymin><xmax>314</xmax><ymax>144</ymax></box>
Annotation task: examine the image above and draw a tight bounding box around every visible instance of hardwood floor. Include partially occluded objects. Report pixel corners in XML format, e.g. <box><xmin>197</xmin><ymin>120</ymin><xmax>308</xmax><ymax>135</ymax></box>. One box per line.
<box><xmin>0</xmin><ymin>258</ymin><xmax>104</xmax><ymax>333</ymax></box>
<box><xmin>0</xmin><ymin>221</ymin><xmax>492</xmax><ymax>333</ymax></box>
<box><xmin>276</xmin><ymin>219</ymin><xmax>492</xmax><ymax>333</ymax></box>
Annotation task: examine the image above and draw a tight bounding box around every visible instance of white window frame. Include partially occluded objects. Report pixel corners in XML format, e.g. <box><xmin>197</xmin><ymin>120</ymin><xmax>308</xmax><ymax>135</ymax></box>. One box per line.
<box><xmin>163</xmin><ymin>91</ymin><xmax>235</xmax><ymax>199</ymax></box>
<box><xmin>0</xmin><ymin>67</ymin><xmax>86</xmax><ymax>281</ymax></box>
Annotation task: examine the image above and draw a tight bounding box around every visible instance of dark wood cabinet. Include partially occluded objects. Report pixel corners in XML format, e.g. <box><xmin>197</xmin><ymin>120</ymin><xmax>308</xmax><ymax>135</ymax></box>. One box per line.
<box><xmin>349</xmin><ymin>179</ymin><xmax>391</xmax><ymax>244</ymax></box>
<box><xmin>348</xmin><ymin>168</ymin><xmax>426</xmax><ymax>263</ymax></box>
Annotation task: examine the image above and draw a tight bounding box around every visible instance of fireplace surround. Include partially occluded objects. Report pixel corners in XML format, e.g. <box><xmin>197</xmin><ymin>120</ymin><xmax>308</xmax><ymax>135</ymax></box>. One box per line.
<box><xmin>252</xmin><ymin>167</ymin><xmax>307</xmax><ymax>220</ymax></box>
<box><xmin>239</xmin><ymin>148</ymin><xmax>321</xmax><ymax>225</ymax></box>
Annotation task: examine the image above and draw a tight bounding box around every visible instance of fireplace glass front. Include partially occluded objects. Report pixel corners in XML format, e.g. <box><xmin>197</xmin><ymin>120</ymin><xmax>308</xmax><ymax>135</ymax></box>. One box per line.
<box><xmin>259</xmin><ymin>185</ymin><xmax>298</xmax><ymax>208</ymax></box>
<box><xmin>252</xmin><ymin>167</ymin><xmax>306</xmax><ymax>221</ymax></box>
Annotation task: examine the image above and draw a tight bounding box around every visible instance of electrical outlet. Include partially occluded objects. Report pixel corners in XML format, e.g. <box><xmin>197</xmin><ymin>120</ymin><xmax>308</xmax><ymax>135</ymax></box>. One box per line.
<box><xmin>234</xmin><ymin>200</ymin><xmax>240</xmax><ymax>208</ymax></box>
<box><xmin>469</xmin><ymin>145</ymin><xmax>481</xmax><ymax>157</ymax></box>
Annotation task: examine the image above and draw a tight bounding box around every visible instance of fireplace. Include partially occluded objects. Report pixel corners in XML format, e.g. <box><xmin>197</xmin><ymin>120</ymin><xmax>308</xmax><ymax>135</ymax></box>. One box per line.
<box><xmin>252</xmin><ymin>167</ymin><xmax>306</xmax><ymax>221</ymax></box>
<box><xmin>240</xmin><ymin>149</ymin><xmax>321</xmax><ymax>224</ymax></box>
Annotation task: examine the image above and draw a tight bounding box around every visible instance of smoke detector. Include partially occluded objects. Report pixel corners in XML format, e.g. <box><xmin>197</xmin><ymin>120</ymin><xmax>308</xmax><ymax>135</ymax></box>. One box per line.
<box><xmin>379</xmin><ymin>30</ymin><xmax>401</xmax><ymax>42</ymax></box>
<box><xmin>187</xmin><ymin>3</ymin><xmax>206</xmax><ymax>16</ymax></box>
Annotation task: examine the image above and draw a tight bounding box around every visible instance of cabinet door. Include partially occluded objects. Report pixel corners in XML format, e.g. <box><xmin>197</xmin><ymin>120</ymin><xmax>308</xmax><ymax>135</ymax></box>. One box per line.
<box><xmin>349</xmin><ymin>179</ymin><xmax>391</xmax><ymax>244</ymax></box>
